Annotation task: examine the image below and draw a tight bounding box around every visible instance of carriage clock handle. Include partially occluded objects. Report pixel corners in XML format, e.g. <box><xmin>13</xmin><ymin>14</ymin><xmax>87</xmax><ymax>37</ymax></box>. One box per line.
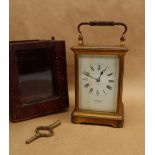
<box><xmin>77</xmin><ymin>21</ymin><xmax>127</xmax><ymax>46</ymax></box>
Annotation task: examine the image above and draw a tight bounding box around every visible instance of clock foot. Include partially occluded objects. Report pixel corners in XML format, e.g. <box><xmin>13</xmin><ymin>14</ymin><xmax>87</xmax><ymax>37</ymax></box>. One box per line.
<box><xmin>111</xmin><ymin>120</ymin><xmax>124</xmax><ymax>128</ymax></box>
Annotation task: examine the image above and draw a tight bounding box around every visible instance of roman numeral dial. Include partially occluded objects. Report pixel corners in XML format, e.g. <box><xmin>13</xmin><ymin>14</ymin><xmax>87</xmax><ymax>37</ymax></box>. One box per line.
<box><xmin>81</xmin><ymin>63</ymin><xmax>116</xmax><ymax>97</ymax></box>
<box><xmin>79</xmin><ymin>55</ymin><xmax>119</xmax><ymax>112</ymax></box>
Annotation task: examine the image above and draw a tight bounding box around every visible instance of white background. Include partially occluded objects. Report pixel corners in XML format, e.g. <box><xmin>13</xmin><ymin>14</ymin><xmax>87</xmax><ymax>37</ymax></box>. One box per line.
<box><xmin>0</xmin><ymin>0</ymin><xmax>9</xmax><ymax>155</ymax></box>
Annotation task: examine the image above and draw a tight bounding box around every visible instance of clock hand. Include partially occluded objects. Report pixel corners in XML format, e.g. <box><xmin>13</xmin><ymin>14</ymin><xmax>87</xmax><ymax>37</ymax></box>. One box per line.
<box><xmin>97</xmin><ymin>66</ymin><xmax>108</xmax><ymax>82</ymax></box>
<box><xmin>98</xmin><ymin>70</ymin><xmax>104</xmax><ymax>79</ymax></box>
<box><xmin>82</xmin><ymin>72</ymin><xmax>97</xmax><ymax>81</ymax></box>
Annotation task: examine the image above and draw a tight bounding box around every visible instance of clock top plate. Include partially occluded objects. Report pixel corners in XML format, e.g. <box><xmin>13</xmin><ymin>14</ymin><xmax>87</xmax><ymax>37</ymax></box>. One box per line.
<box><xmin>71</xmin><ymin>45</ymin><xmax>128</xmax><ymax>51</ymax></box>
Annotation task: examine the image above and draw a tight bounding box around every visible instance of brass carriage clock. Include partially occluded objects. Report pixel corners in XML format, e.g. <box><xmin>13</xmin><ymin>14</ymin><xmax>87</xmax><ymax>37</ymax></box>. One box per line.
<box><xmin>71</xmin><ymin>21</ymin><xmax>128</xmax><ymax>128</ymax></box>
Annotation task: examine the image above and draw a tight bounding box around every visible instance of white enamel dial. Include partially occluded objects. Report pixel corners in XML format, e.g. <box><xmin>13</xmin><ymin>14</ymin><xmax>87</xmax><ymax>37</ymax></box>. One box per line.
<box><xmin>79</xmin><ymin>55</ymin><xmax>119</xmax><ymax>112</ymax></box>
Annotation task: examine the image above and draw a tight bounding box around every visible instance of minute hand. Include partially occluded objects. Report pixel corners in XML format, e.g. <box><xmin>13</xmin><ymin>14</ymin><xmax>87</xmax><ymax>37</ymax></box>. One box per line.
<box><xmin>82</xmin><ymin>72</ymin><xmax>97</xmax><ymax>81</ymax></box>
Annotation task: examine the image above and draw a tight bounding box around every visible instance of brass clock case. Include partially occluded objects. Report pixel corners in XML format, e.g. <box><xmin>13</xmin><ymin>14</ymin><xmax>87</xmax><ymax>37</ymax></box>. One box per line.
<box><xmin>71</xmin><ymin>21</ymin><xmax>128</xmax><ymax>127</ymax></box>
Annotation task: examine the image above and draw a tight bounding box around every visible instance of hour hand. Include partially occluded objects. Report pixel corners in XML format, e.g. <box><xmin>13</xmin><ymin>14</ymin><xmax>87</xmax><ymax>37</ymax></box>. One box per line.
<box><xmin>97</xmin><ymin>66</ymin><xmax>108</xmax><ymax>82</ymax></box>
<box><xmin>100</xmin><ymin>70</ymin><xmax>104</xmax><ymax>76</ymax></box>
<box><xmin>82</xmin><ymin>71</ymin><xmax>97</xmax><ymax>81</ymax></box>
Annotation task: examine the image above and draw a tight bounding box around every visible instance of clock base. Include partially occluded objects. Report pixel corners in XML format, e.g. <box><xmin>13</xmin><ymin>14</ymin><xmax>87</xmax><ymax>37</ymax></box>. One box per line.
<box><xmin>71</xmin><ymin>103</ymin><xmax>124</xmax><ymax>128</ymax></box>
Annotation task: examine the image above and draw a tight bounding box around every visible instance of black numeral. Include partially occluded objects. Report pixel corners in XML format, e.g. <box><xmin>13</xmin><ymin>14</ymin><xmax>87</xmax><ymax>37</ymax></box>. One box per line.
<box><xmin>107</xmin><ymin>73</ymin><xmax>113</xmax><ymax>76</ymax></box>
<box><xmin>106</xmin><ymin>85</ymin><xmax>112</xmax><ymax>90</ymax></box>
<box><xmin>97</xmin><ymin>65</ymin><xmax>101</xmax><ymax>70</ymax></box>
<box><xmin>84</xmin><ymin>83</ymin><xmax>89</xmax><ymax>88</ymax></box>
<box><xmin>103</xmin><ymin>89</ymin><xmax>107</xmax><ymax>95</ymax></box>
<box><xmin>83</xmin><ymin>71</ymin><xmax>90</xmax><ymax>76</ymax></box>
<box><xmin>96</xmin><ymin>90</ymin><xmax>99</xmax><ymax>96</ymax></box>
<box><xmin>89</xmin><ymin>88</ymin><xmax>93</xmax><ymax>93</ymax></box>
<box><xmin>90</xmin><ymin>65</ymin><xmax>94</xmax><ymax>71</ymax></box>
<box><xmin>109</xmin><ymin>80</ymin><xmax>115</xmax><ymax>83</ymax></box>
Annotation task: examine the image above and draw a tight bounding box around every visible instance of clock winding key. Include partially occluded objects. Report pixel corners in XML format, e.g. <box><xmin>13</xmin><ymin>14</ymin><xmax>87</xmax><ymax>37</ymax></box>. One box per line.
<box><xmin>25</xmin><ymin>120</ymin><xmax>61</xmax><ymax>144</ymax></box>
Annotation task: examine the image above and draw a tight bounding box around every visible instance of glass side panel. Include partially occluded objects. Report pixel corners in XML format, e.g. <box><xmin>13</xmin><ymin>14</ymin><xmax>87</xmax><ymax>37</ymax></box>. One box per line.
<box><xmin>16</xmin><ymin>48</ymin><xmax>54</xmax><ymax>105</ymax></box>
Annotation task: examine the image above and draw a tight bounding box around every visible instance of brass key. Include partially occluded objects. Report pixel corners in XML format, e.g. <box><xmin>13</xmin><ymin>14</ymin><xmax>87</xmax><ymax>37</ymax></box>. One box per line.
<box><xmin>25</xmin><ymin>120</ymin><xmax>61</xmax><ymax>144</ymax></box>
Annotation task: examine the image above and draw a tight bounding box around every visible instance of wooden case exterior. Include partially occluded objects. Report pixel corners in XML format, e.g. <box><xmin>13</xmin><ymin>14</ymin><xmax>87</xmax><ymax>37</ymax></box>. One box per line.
<box><xmin>10</xmin><ymin>40</ymin><xmax>69</xmax><ymax>122</ymax></box>
<box><xmin>71</xmin><ymin>46</ymin><xmax>128</xmax><ymax>128</ymax></box>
